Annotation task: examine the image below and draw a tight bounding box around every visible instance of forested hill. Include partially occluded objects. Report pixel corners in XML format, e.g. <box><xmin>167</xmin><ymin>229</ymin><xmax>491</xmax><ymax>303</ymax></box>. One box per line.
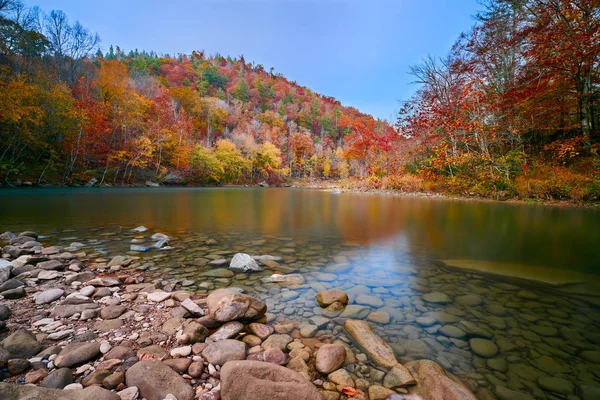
<box><xmin>1</xmin><ymin>0</ymin><xmax>599</xmax><ymax>204</ymax></box>
<box><xmin>0</xmin><ymin>1</ymin><xmax>394</xmax><ymax>186</ymax></box>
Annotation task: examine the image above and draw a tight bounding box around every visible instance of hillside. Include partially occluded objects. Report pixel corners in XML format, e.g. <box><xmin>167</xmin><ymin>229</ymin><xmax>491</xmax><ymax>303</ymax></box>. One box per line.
<box><xmin>1</xmin><ymin>0</ymin><xmax>599</xmax><ymax>204</ymax></box>
<box><xmin>0</xmin><ymin>2</ymin><xmax>394</xmax><ymax>187</ymax></box>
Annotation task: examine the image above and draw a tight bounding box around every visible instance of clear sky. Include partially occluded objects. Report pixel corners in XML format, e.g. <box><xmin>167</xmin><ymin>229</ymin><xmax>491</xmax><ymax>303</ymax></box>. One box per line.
<box><xmin>25</xmin><ymin>0</ymin><xmax>480</xmax><ymax>121</ymax></box>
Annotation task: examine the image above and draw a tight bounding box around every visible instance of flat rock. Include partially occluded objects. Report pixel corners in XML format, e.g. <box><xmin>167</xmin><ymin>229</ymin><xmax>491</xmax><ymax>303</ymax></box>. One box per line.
<box><xmin>50</xmin><ymin>303</ymin><xmax>99</xmax><ymax>318</ymax></box>
<box><xmin>469</xmin><ymin>338</ymin><xmax>498</xmax><ymax>358</ymax></box>
<box><xmin>209</xmin><ymin>321</ymin><xmax>243</xmax><ymax>341</ymax></box>
<box><xmin>35</xmin><ymin>288</ymin><xmax>65</xmax><ymax>305</ymax></box>
<box><xmin>406</xmin><ymin>360</ymin><xmax>477</xmax><ymax>400</ymax></box>
<box><xmin>87</xmin><ymin>277</ymin><xmax>120</xmax><ymax>287</ymax></box>
<box><xmin>220</xmin><ymin>360</ymin><xmax>324</xmax><ymax>400</ymax></box>
<box><xmin>202</xmin><ymin>339</ymin><xmax>246</xmax><ymax>366</ymax></box>
<box><xmin>0</xmin><ymin>382</ymin><xmax>119</xmax><ymax>400</ymax></box>
<box><xmin>422</xmin><ymin>292</ymin><xmax>452</xmax><ymax>304</ymax></box>
<box><xmin>125</xmin><ymin>360</ymin><xmax>194</xmax><ymax>400</ymax></box>
<box><xmin>344</xmin><ymin>320</ymin><xmax>397</xmax><ymax>368</ymax></box>
<box><xmin>383</xmin><ymin>364</ymin><xmax>416</xmax><ymax>388</ymax></box>
<box><xmin>147</xmin><ymin>291</ymin><xmax>171</xmax><ymax>302</ymax></box>
<box><xmin>101</xmin><ymin>305</ymin><xmax>127</xmax><ymax>320</ymax></box>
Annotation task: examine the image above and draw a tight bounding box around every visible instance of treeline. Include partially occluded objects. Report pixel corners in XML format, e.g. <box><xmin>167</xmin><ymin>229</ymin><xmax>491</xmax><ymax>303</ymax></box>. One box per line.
<box><xmin>393</xmin><ymin>0</ymin><xmax>600</xmax><ymax>202</ymax></box>
<box><xmin>1</xmin><ymin>0</ymin><xmax>599</xmax><ymax>203</ymax></box>
<box><xmin>0</xmin><ymin>0</ymin><xmax>394</xmax><ymax>186</ymax></box>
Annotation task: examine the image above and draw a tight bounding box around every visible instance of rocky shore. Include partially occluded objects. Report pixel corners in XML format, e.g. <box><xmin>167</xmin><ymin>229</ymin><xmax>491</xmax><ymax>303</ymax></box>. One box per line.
<box><xmin>0</xmin><ymin>230</ymin><xmax>480</xmax><ymax>400</ymax></box>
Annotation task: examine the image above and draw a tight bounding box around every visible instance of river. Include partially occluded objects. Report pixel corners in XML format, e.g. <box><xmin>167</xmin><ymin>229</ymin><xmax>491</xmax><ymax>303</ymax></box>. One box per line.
<box><xmin>1</xmin><ymin>187</ymin><xmax>599</xmax><ymax>398</ymax></box>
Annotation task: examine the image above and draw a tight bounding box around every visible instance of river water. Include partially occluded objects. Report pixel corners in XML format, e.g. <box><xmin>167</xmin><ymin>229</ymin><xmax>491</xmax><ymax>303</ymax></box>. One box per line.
<box><xmin>1</xmin><ymin>187</ymin><xmax>599</xmax><ymax>399</ymax></box>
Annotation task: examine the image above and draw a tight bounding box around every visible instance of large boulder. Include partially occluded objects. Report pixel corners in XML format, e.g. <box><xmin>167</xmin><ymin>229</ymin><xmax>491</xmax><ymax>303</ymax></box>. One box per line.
<box><xmin>0</xmin><ymin>382</ymin><xmax>119</xmax><ymax>400</ymax></box>
<box><xmin>220</xmin><ymin>360</ymin><xmax>324</xmax><ymax>400</ymax></box>
<box><xmin>206</xmin><ymin>289</ymin><xmax>266</xmax><ymax>322</ymax></box>
<box><xmin>343</xmin><ymin>320</ymin><xmax>397</xmax><ymax>368</ymax></box>
<box><xmin>125</xmin><ymin>360</ymin><xmax>194</xmax><ymax>400</ymax></box>
<box><xmin>229</xmin><ymin>253</ymin><xmax>261</xmax><ymax>272</ymax></box>
<box><xmin>0</xmin><ymin>329</ymin><xmax>41</xmax><ymax>358</ymax></box>
<box><xmin>405</xmin><ymin>359</ymin><xmax>477</xmax><ymax>400</ymax></box>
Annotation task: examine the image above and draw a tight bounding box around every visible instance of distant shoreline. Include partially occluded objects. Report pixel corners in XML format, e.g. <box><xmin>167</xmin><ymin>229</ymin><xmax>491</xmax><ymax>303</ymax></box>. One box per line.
<box><xmin>1</xmin><ymin>180</ymin><xmax>597</xmax><ymax>209</ymax></box>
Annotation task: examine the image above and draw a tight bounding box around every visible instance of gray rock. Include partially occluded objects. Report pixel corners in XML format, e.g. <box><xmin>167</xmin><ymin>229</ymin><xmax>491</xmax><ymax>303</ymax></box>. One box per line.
<box><xmin>38</xmin><ymin>260</ymin><xmax>64</xmax><ymax>270</ymax></box>
<box><xmin>55</xmin><ymin>342</ymin><xmax>101</xmax><ymax>368</ymax></box>
<box><xmin>35</xmin><ymin>288</ymin><xmax>65</xmax><ymax>305</ymax></box>
<box><xmin>40</xmin><ymin>367</ymin><xmax>74</xmax><ymax>389</ymax></box>
<box><xmin>0</xmin><ymin>329</ymin><xmax>41</xmax><ymax>358</ymax></box>
<box><xmin>0</xmin><ymin>287</ymin><xmax>25</xmax><ymax>299</ymax></box>
<box><xmin>0</xmin><ymin>305</ymin><xmax>9</xmax><ymax>321</ymax></box>
<box><xmin>0</xmin><ymin>382</ymin><xmax>119</xmax><ymax>400</ymax></box>
<box><xmin>229</xmin><ymin>253</ymin><xmax>261</xmax><ymax>272</ymax></box>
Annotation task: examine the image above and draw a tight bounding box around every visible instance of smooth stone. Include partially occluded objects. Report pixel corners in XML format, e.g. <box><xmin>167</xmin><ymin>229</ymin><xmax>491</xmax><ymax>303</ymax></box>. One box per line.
<box><xmin>1</xmin><ymin>329</ymin><xmax>41</xmax><ymax>358</ymax></box>
<box><xmin>455</xmin><ymin>294</ymin><xmax>482</xmax><ymax>306</ymax></box>
<box><xmin>220</xmin><ymin>360</ymin><xmax>324</xmax><ymax>400</ymax></box>
<box><xmin>422</xmin><ymin>292</ymin><xmax>452</xmax><ymax>304</ymax></box>
<box><xmin>147</xmin><ymin>291</ymin><xmax>171</xmax><ymax>303</ymax></box>
<box><xmin>344</xmin><ymin>320</ymin><xmax>397</xmax><ymax>368</ymax></box>
<box><xmin>328</xmin><ymin>368</ymin><xmax>354</xmax><ymax>387</ymax></box>
<box><xmin>0</xmin><ymin>382</ymin><xmax>119</xmax><ymax>400</ymax></box>
<box><xmin>368</xmin><ymin>385</ymin><xmax>395</xmax><ymax>400</ymax></box>
<box><xmin>55</xmin><ymin>342</ymin><xmax>101</xmax><ymax>368</ymax></box>
<box><xmin>125</xmin><ymin>360</ymin><xmax>194</xmax><ymax>400</ymax></box>
<box><xmin>40</xmin><ymin>368</ymin><xmax>74</xmax><ymax>389</ymax></box>
<box><xmin>315</xmin><ymin>289</ymin><xmax>348</xmax><ymax>307</ymax></box>
<box><xmin>356</xmin><ymin>294</ymin><xmax>384</xmax><ymax>307</ymax></box>
<box><xmin>315</xmin><ymin>344</ymin><xmax>346</xmax><ymax>374</ymax></box>
<box><xmin>101</xmin><ymin>305</ymin><xmax>127</xmax><ymax>320</ymax></box>
<box><xmin>469</xmin><ymin>338</ymin><xmax>498</xmax><ymax>358</ymax></box>
<box><xmin>201</xmin><ymin>339</ymin><xmax>246</xmax><ymax>366</ymax></box>
<box><xmin>538</xmin><ymin>376</ymin><xmax>574</xmax><ymax>395</ymax></box>
<box><xmin>405</xmin><ymin>360</ymin><xmax>477</xmax><ymax>400</ymax></box>
<box><xmin>439</xmin><ymin>325</ymin><xmax>467</xmax><ymax>339</ymax></box>
<box><xmin>383</xmin><ymin>364</ymin><xmax>417</xmax><ymax>388</ymax></box>
<box><xmin>262</xmin><ymin>334</ymin><xmax>293</xmax><ymax>351</ymax></box>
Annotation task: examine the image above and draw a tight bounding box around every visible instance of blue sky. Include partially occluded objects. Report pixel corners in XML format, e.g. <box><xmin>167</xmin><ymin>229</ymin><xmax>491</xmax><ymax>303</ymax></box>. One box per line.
<box><xmin>26</xmin><ymin>0</ymin><xmax>480</xmax><ymax>121</ymax></box>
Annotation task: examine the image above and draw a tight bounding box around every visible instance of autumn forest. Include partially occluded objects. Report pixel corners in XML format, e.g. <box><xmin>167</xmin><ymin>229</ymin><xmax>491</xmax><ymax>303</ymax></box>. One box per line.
<box><xmin>0</xmin><ymin>0</ymin><xmax>599</xmax><ymax>203</ymax></box>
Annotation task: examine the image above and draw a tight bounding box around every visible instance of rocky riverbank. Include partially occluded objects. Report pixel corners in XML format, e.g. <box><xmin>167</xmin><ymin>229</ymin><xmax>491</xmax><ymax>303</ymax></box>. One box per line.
<box><xmin>0</xmin><ymin>230</ymin><xmax>481</xmax><ymax>400</ymax></box>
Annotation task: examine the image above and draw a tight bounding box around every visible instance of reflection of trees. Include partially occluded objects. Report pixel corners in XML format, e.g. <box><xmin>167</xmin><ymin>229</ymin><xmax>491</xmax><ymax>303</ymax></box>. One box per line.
<box><xmin>2</xmin><ymin>188</ymin><xmax>598</xmax><ymax>271</ymax></box>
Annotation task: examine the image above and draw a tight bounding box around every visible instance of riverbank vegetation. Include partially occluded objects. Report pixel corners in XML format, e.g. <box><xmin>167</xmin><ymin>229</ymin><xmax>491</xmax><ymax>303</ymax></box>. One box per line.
<box><xmin>0</xmin><ymin>0</ymin><xmax>598</xmax><ymax>203</ymax></box>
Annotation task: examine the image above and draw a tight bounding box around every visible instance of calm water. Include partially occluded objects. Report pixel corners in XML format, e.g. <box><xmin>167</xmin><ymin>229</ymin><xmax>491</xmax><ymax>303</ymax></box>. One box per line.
<box><xmin>1</xmin><ymin>187</ymin><xmax>600</xmax><ymax>399</ymax></box>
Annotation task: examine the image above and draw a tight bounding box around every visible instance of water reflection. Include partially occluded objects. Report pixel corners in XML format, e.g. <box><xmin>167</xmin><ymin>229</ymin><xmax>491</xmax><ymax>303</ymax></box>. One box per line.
<box><xmin>1</xmin><ymin>187</ymin><xmax>599</xmax><ymax>273</ymax></box>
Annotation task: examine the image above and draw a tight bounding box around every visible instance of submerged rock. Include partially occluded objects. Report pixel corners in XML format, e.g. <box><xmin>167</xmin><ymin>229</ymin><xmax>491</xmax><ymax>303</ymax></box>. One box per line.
<box><xmin>344</xmin><ymin>320</ymin><xmax>397</xmax><ymax>368</ymax></box>
<box><xmin>405</xmin><ymin>359</ymin><xmax>477</xmax><ymax>400</ymax></box>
